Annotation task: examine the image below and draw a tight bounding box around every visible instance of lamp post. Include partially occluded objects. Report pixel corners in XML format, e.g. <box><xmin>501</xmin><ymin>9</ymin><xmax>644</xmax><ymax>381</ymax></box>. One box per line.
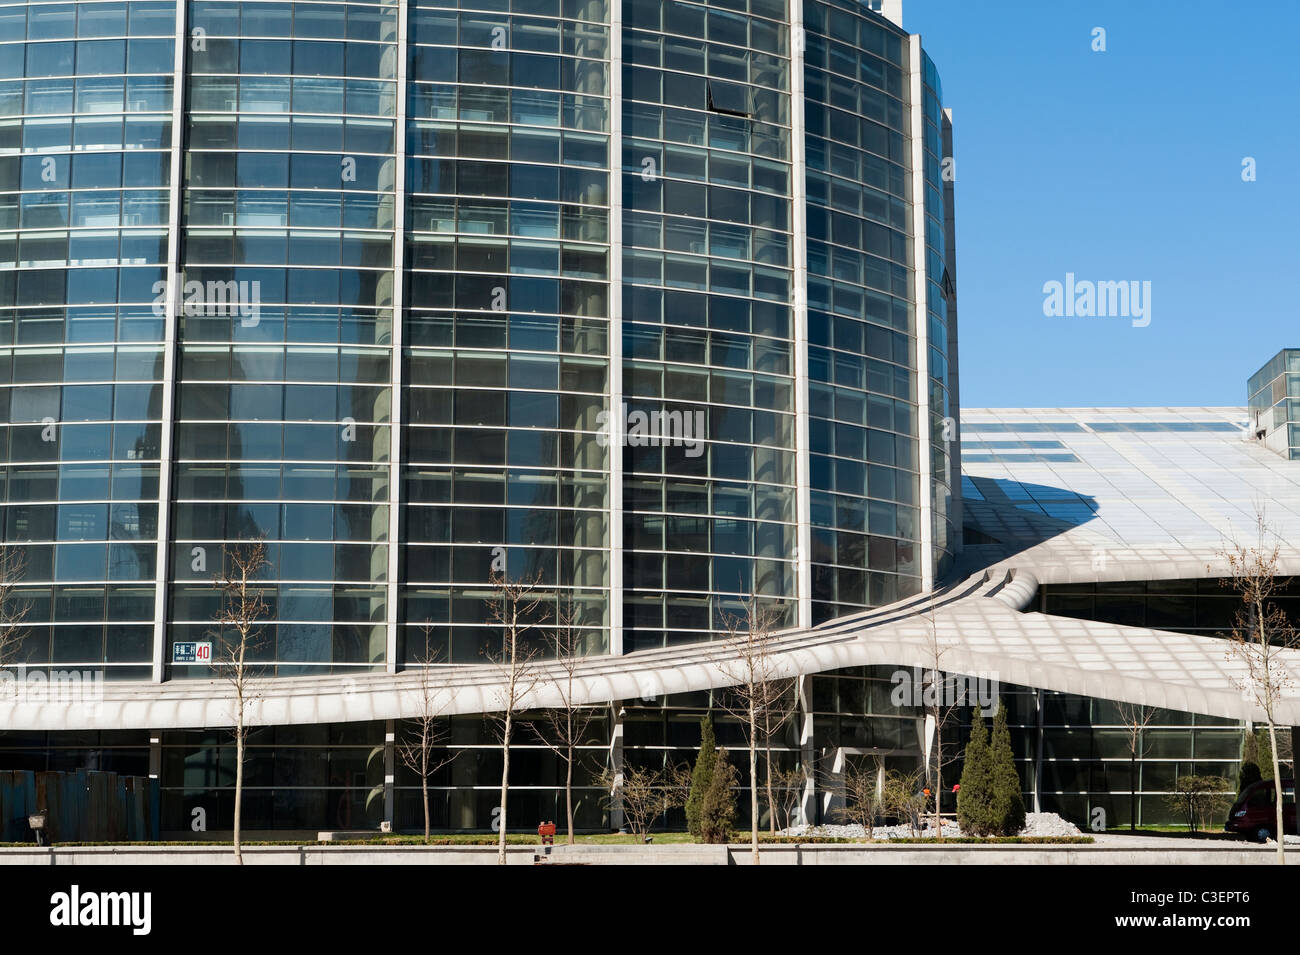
<box><xmin>28</xmin><ymin>811</ymin><xmax>47</xmax><ymax>847</ymax></box>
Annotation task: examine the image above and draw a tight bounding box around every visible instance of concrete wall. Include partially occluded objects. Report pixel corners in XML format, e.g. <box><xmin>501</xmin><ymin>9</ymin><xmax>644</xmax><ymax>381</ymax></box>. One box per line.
<box><xmin>0</xmin><ymin>842</ymin><xmax>1286</xmax><ymax>866</ymax></box>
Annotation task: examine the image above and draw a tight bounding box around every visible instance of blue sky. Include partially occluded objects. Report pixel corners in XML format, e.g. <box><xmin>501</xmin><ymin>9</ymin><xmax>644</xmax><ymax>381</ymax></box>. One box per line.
<box><xmin>899</xmin><ymin>0</ymin><xmax>1300</xmax><ymax>408</ymax></box>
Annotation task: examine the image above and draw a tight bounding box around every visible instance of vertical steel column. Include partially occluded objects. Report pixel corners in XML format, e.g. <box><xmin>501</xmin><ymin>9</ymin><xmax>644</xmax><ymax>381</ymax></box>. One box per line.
<box><xmin>1034</xmin><ymin>689</ymin><xmax>1044</xmax><ymax>814</ymax></box>
<box><xmin>798</xmin><ymin>674</ymin><xmax>816</xmax><ymax>826</ymax></box>
<box><xmin>385</xmin><ymin>0</ymin><xmax>410</xmax><ymax>673</ymax></box>
<box><xmin>790</xmin><ymin>0</ymin><xmax>811</xmax><ymax>630</ymax></box>
<box><xmin>607</xmin><ymin>0</ymin><xmax>624</xmax><ymax>657</ymax></box>
<box><xmin>150</xmin><ymin>0</ymin><xmax>190</xmax><ymax>682</ymax></box>
<box><xmin>906</xmin><ymin>34</ymin><xmax>934</xmax><ymax>591</ymax></box>
<box><xmin>608</xmin><ymin>702</ymin><xmax>625</xmax><ymax>830</ymax></box>
<box><xmin>384</xmin><ymin>719</ymin><xmax>396</xmax><ymax>829</ymax></box>
<box><xmin>940</xmin><ymin>109</ymin><xmax>962</xmax><ymax>556</ymax></box>
<box><xmin>149</xmin><ymin>730</ymin><xmax>162</xmax><ymax>836</ymax></box>
<box><xmin>148</xmin><ymin>731</ymin><xmax>161</xmax><ymax>780</ymax></box>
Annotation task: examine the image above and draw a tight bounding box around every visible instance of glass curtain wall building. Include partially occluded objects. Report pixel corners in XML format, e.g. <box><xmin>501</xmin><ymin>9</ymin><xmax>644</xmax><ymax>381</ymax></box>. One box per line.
<box><xmin>1248</xmin><ymin>347</ymin><xmax>1300</xmax><ymax>460</ymax></box>
<box><xmin>0</xmin><ymin>0</ymin><xmax>976</xmax><ymax>831</ymax></box>
<box><xmin>1</xmin><ymin>0</ymin><xmax>959</xmax><ymax>690</ymax></box>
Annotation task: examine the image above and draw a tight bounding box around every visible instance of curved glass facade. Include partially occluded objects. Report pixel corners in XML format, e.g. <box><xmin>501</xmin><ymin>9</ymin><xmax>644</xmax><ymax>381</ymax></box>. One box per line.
<box><xmin>1</xmin><ymin>0</ymin><xmax>953</xmax><ymax>676</ymax></box>
<box><xmin>1</xmin><ymin>0</ymin><xmax>175</xmax><ymax>679</ymax></box>
<box><xmin>620</xmin><ymin>0</ymin><xmax>797</xmax><ymax>650</ymax></box>
<box><xmin>401</xmin><ymin>0</ymin><xmax>612</xmax><ymax>665</ymax></box>
<box><xmin>169</xmin><ymin>0</ymin><xmax>399</xmax><ymax>677</ymax></box>
<box><xmin>0</xmin><ymin>0</ymin><xmax>974</xmax><ymax>832</ymax></box>
<box><xmin>802</xmin><ymin>0</ymin><xmax>918</xmax><ymax>623</ymax></box>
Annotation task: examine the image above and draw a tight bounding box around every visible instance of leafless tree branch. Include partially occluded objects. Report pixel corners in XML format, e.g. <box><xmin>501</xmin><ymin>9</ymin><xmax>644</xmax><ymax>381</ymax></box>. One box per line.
<box><xmin>484</xmin><ymin>569</ymin><xmax>544</xmax><ymax>865</ymax></box>
<box><xmin>210</xmin><ymin>537</ymin><xmax>270</xmax><ymax>866</ymax></box>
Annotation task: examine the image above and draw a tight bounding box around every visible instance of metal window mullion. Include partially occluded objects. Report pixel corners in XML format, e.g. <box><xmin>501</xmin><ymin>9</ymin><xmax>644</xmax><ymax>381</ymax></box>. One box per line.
<box><xmin>607</xmin><ymin>0</ymin><xmax>623</xmax><ymax>657</ymax></box>
<box><xmin>151</xmin><ymin>0</ymin><xmax>189</xmax><ymax>682</ymax></box>
<box><xmin>385</xmin><ymin>0</ymin><xmax>409</xmax><ymax>673</ymax></box>
<box><xmin>1034</xmin><ymin>688</ymin><xmax>1044</xmax><ymax>814</ymax></box>
<box><xmin>798</xmin><ymin>673</ymin><xmax>816</xmax><ymax>825</ymax></box>
<box><xmin>384</xmin><ymin>720</ymin><xmax>396</xmax><ymax>827</ymax></box>
<box><xmin>907</xmin><ymin>33</ymin><xmax>934</xmax><ymax>592</ymax></box>
<box><xmin>940</xmin><ymin>109</ymin><xmax>962</xmax><ymax>557</ymax></box>
<box><xmin>790</xmin><ymin>0</ymin><xmax>811</xmax><ymax>629</ymax></box>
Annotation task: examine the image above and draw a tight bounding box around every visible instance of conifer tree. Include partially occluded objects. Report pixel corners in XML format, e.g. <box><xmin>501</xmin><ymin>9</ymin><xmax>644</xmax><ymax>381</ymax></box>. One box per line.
<box><xmin>699</xmin><ymin>747</ymin><xmax>739</xmax><ymax>843</ymax></box>
<box><xmin>989</xmin><ymin>701</ymin><xmax>1026</xmax><ymax>836</ymax></box>
<box><xmin>1239</xmin><ymin>728</ymin><xmax>1262</xmax><ymax>792</ymax></box>
<box><xmin>957</xmin><ymin>708</ymin><xmax>994</xmax><ymax>836</ymax></box>
<box><xmin>1257</xmin><ymin>727</ymin><xmax>1276</xmax><ymax>782</ymax></box>
<box><xmin>686</xmin><ymin>716</ymin><xmax>718</xmax><ymax>839</ymax></box>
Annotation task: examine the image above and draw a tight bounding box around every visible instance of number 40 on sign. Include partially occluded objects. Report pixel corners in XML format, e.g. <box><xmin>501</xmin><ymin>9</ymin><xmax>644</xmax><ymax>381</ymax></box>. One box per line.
<box><xmin>173</xmin><ymin>641</ymin><xmax>212</xmax><ymax>663</ymax></box>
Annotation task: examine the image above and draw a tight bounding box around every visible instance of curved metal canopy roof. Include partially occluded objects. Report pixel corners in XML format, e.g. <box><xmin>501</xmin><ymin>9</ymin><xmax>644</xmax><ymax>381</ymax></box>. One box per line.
<box><xmin>5</xmin><ymin>407</ymin><xmax>1300</xmax><ymax>730</ymax></box>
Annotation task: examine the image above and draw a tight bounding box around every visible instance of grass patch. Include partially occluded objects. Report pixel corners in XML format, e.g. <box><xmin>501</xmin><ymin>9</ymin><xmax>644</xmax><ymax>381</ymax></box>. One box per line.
<box><xmin>561</xmin><ymin>831</ymin><xmax>697</xmax><ymax>845</ymax></box>
<box><xmin>870</xmin><ymin>835</ymin><xmax>1095</xmax><ymax>845</ymax></box>
<box><xmin>757</xmin><ymin>835</ymin><xmax>1095</xmax><ymax>845</ymax></box>
<box><xmin>0</xmin><ymin>832</ymin><xmax>697</xmax><ymax>848</ymax></box>
<box><xmin>1111</xmin><ymin>827</ymin><xmax>1239</xmax><ymax>840</ymax></box>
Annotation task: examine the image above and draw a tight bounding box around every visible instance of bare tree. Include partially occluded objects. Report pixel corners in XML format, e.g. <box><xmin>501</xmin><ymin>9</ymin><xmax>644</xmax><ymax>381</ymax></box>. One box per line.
<box><xmin>715</xmin><ymin>595</ymin><xmax>792</xmax><ymax>865</ymax></box>
<box><xmin>1115</xmin><ymin>702</ymin><xmax>1155</xmax><ymax>832</ymax></box>
<box><xmin>882</xmin><ymin>767</ymin><xmax>928</xmax><ymax>838</ymax></box>
<box><xmin>0</xmin><ymin>545</ymin><xmax>30</xmax><ymax>667</ymax></box>
<box><xmin>1217</xmin><ymin>511</ymin><xmax>1300</xmax><ymax>864</ymax></box>
<box><xmin>532</xmin><ymin>598</ymin><xmax>598</xmax><ymax>844</ymax></box>
<box><xmin>211</xmin><ymin>538</ymin><xmax>270</xmax><ymax>866</ymax></box>
<box><xmin>397</xmin><ymin>623</ymin><xmax>458</xmax><ymax>844</ymax></box>
<box><xmin>758</xmin><ymin>677</ymin><xmax>800</xmax><ymax>835</ymax></box>
<box><xmin>599</xmin><ymin>762</ymin><xmax>690</xmax><ymax>842</ymax></box>
<box><xmin>484</xmin><ymin>569</ymin><xmax>543</xmax><ymax>865</ymax></box>
<box><xmin>835</xmin><ymin>759</ymin><xmax>884</xmax><ymax>839</ymax></box>
<box><xmin>919</xmin><ymin>596</ymin><xmax>967</xmax><ymax>838</ymax></box>
<box><xmin>773</xmin><ymin>765</ymin><xmax>808</xmax><ymax>833</ymax></box>
<box><xmin>1164</xmin><ymin>775</ymin><xmax>1234</xmax><ymax>833</ymax></box>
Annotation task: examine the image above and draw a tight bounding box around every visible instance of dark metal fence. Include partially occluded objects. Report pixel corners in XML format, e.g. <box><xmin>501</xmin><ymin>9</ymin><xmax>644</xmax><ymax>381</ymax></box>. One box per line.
<box><xmin>0</xmin><ymin>770</ymin><xmax>158</xmax><ymax>843</ymax></box>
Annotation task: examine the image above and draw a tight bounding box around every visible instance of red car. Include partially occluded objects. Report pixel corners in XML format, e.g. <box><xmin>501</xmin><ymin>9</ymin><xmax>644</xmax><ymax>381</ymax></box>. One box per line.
<box><xmin>1225</xmin><ymin>779</ymin><xmax>1296</xmax><ymax>842</ymax></box>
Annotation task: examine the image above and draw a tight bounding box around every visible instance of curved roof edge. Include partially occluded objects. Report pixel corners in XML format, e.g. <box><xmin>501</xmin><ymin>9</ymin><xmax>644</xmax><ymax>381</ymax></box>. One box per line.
<box><xmin>4</xmin><ymin>570</ymin><xmax>1297</xmax><ymax>731</ymax></box>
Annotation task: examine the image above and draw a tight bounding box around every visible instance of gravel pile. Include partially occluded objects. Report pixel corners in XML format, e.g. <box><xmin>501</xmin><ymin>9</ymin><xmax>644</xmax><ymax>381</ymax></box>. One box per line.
<box><xmin>1019</xmin><ymin>812</ymin><xmax>1083</xmax><ymax>837</ymax></box>
<box><xmin>781</xmin><ymin>821</ymin><xmax>961</xmax><ymax>840</ymax></box>
<box><xmin>780</xmin><ymin>812</ymin><xmax>1081</xmax><ymax>840</ymax></box>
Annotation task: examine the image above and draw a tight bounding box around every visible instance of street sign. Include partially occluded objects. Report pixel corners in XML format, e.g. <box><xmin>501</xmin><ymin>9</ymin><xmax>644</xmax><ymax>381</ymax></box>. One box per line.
<box><xmin>173</xmin><ymin>641</ymin><xmax>213</xmax><ymax>664</ymax></box>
